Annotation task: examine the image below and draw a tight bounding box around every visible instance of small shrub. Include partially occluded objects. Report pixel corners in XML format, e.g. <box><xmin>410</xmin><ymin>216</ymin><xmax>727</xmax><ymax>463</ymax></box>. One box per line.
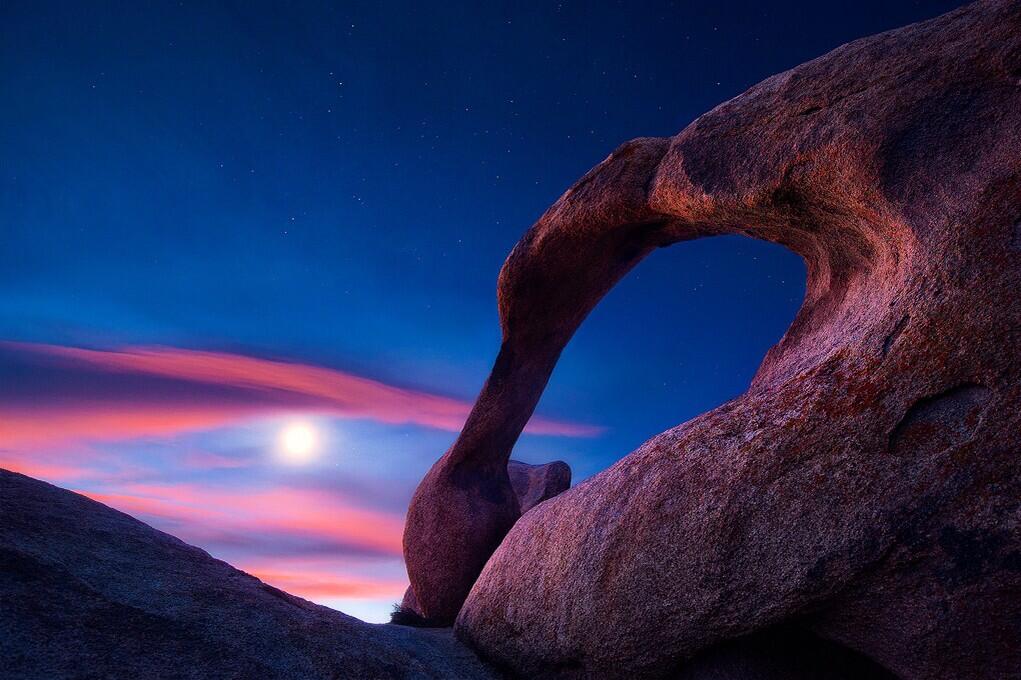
<box><xmin>388</xmin><ymin>602</ymin><xmax>438</xmax><ymax>627</ymax></box>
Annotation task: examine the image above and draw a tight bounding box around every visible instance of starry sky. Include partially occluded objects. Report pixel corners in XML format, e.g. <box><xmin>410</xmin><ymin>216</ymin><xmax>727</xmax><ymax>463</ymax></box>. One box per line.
<box><xmin>1</xmin><ymin>0</ymin><xmax>961</xmax><ymax>622</ymax></box>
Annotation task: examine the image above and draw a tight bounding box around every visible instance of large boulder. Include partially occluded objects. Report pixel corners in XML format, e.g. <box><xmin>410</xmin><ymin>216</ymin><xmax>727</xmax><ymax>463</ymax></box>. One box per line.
<box><xmin>447</xmin><ymin>1</ymin><xmax>1021</xmax><ymax>678</ymax></box>
<box><xmin>0</xmin><ymin>469</ymin><xmax>495</xmax><ymax>680</ymax></box>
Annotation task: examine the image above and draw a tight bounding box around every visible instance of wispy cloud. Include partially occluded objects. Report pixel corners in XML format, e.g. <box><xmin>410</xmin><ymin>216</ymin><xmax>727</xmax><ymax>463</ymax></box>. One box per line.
<box><xmin>243</xmin><ymin>562</ymin><xmax>408</xmax><ymax>599</ymax></box>
<box><xmin>80</xmin><ymin>482</ymin><xmax>405</xmax><ymax>558</ymax></box>
<box><xmin>181</xmin><ymin>450</ymin><xmax>252</xmax><ymax>470</ymax></box>
<box><xmin>0</xmin><ymin>457</ymin><xmax>93</xmax><ymax>482</ymax></box>
<box><xmin>0</xmin><ymin>341</ymin><xmax>601</xmax><ymax>448</ymax></box>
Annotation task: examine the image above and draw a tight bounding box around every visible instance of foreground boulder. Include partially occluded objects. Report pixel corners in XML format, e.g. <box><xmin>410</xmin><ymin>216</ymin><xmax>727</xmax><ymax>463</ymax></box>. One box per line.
<box><xmin>0</xmin><ymin>469</ymin><xmax>495</xmax><ymax>680</ymax></box>
<box><xmin>439</xmin><ymin>0</ymin><xmax>1018</xmax><ymax>677</ymax></box>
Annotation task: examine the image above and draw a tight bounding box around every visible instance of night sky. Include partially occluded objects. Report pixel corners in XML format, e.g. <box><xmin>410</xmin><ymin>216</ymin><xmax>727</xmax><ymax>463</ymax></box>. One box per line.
<box><xmin>1</xmin><ymin>0</ymin><xmax>962</xmax><ymax>622</ymax></box>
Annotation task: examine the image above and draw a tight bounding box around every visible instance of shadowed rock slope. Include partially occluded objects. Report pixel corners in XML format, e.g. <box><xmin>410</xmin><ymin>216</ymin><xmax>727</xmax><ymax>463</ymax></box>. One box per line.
<box><xmin>0</xmin><ymin>470</ymin><xmax>889</xmax><ymax>680</ymax></box>
<box><xmin>399</xmin><ymin>0</ymin><xmax>1021</xmax><ymax>677</ymax></box>
<box><xmin>0</xmin><ymin>469</ymin><xmax>495</xmax><ymax>680</ymax></box>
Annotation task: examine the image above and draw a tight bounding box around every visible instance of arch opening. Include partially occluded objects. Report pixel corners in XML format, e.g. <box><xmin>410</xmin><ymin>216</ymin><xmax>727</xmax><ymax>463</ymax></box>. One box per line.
<box><xmin>517</xmin><ymin>234</ymin><xmax>805</xmax><ymax>481</ymax></box>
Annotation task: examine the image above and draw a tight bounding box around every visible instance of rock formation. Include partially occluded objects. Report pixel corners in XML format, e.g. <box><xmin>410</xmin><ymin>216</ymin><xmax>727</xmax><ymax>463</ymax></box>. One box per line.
<box><xmin>2</xmin><ymin>467</ymin><xmax>897</xmax><ymax>679</ymax></box>
<box><xmin>398</xmin><ymin>458</ymin><xmax>570</xmax><ymax>622</ymax></box>
<box><xmin>0</xmin><ymin>469</ymin><xmax>496</xmax><ymax>680</ymax></box>
<box><xmin>403</xmin><ymin>0</ymin><xmax>1021</xmax><ymax>677</ymax></box>
<box><xmin>672</xmin><ymin>626</ymin><xmax>899</xmax><ymax>680</ymax></box>
<box><xmin>508</xmin><ymin>459</ymin><xmax>571</xmax><ymax>514</ymax></box>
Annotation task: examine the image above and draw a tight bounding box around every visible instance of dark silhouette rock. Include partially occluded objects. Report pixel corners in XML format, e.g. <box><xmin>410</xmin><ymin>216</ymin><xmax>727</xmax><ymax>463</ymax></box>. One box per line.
<box><xmin>410</xmin><ymin>0</ymin><xmax>1018</xmax><ymax>677</ymax></box>
<box><xmin>672</xmin><ymin>626</ymin><xmax>899</xmax><ymax>680</ymax></box>
<box><xmin>508</xmin><ymin>459</ymin><xmax>571</xmax><ymax>514</ymax></box>
<box><xmin>0</xmin><ymin>469</ymin><xmax>495</xmax><ymax>680</ymax></box>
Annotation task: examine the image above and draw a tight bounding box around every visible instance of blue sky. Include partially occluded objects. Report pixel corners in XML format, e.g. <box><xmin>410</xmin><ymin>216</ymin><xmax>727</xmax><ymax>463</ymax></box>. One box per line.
<box><xmin>0</xmin><ymin>0</ymin><xmax>961</xmax><ymax>621</ymax></box>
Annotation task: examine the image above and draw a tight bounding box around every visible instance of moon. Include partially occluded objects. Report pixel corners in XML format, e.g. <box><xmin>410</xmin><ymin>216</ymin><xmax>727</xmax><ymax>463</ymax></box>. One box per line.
<box><xmin>277</xmin><ymin>422</ymin><xmax>319</xmax><ymax>465</ymax></box>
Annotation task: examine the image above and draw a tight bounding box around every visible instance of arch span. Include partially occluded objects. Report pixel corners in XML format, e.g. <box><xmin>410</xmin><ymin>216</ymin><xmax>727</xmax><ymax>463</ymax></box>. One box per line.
<box><xmin>403</xmin><ymin>126</ymin><xmax>913</xmax><ymax>624</ymax></box>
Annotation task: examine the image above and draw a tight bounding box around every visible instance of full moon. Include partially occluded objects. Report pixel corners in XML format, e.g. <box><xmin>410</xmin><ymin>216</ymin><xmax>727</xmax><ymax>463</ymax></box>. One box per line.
<box><xmin>277</xmin><ymin>422</ymin><xmax>319</xmax><ymax>465</ymax></box>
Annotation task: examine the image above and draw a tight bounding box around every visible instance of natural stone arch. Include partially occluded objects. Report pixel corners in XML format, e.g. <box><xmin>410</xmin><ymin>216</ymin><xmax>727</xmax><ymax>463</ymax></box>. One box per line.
<box><xmin>405</xmin><ymin>1</ymin><xmax>1021</xmax><ymax>677</ymax></box>
<box><xmin>404</xmin><ymin>130</ymin><xmax>909</xmax><ymax>628</ymax></box>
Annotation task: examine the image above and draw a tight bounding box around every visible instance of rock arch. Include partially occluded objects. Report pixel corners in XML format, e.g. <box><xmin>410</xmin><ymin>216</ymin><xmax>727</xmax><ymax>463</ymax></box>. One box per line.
<box><xmin>405</xmin><ymin>1</ymin><xmax>1021</xmax><ymax>677</ymax></box>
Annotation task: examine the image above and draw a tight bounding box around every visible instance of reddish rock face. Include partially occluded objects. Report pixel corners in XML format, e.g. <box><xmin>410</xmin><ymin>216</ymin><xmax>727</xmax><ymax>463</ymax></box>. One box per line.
<box><xmin>414</xmin><ymin>0</ymin><xmax>1020</xmax><ymax>676</ymax></box>
<box><xmin>399</xmin><ymin>458</ymin><xmax>569</xmax><ymax>621</ymax></box>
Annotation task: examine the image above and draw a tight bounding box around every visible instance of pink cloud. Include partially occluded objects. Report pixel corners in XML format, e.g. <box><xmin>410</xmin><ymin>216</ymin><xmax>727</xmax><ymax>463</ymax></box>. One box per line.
<box><xmin>0</xmin><ymin>341</ymin><xmax>601</xmax><ymax>448</ymax></box>
<box><xmin>0</xmin><ymin>403</ymin><xmax>255</xmax><ymax>449</ymax></box>
<box><xmin>0</xmin><ymin>340</ymin><xmax>598</xmax><ymax>617</ymax></box>
<box><xmin>0</xmin><ymin>457</ymin><xmax>92</xmax><ymax>482</ymax></box>
<box><xmin>81</xmin><ymin>482</ymin><xmax>406</xmax><ymax>557</ymax></box>
<box><xmin>242</xmin><ymin>559</ymin><xmax>408</xmax><ymax>599</ymax></box>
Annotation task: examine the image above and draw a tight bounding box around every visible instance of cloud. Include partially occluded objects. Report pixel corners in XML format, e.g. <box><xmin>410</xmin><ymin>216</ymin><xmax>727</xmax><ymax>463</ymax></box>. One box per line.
<box><xmin>0</xmin><ymin>341</ymin><xmax>602</xmax><ymax>448</ymax></box>
<box><xmin>80</xmin><ymin>482</ymin><xmax>406</xmax><ymax>558</ymax></box>
<box><xmin>241</xmin><ymin>560</ymin><xmax>408</xmax><ymax>599</ymax></box>
<box><xmin>0</xmin><ymin>403</ymin><xmax>257</xmax><ymax>450</ymax></box>
<box><xmin>181</xmin><ymin>450</ymin><xmax>252</xmax><ymax>470</ymax></box>
<box><xmin>0</xmin><ymin>457</ymin><xmax>92</xmax><ymax>482</ymax></box>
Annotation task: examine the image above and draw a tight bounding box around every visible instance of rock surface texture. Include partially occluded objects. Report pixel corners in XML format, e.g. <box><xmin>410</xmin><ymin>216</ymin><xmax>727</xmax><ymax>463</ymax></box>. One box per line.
<box><xmin>0</xmin><ymin>469</ymin><xmax>495</xmax><ymax>680</ymax></box>
<box><xmin>507</xmin><ymin>459</ymin><xmax>572</xmax><ymax>514</ymax></box>
<box><xmin>410</xmin><ymin>0</ymin><xmax>1021</xmax><ymax>677</ymax></box>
